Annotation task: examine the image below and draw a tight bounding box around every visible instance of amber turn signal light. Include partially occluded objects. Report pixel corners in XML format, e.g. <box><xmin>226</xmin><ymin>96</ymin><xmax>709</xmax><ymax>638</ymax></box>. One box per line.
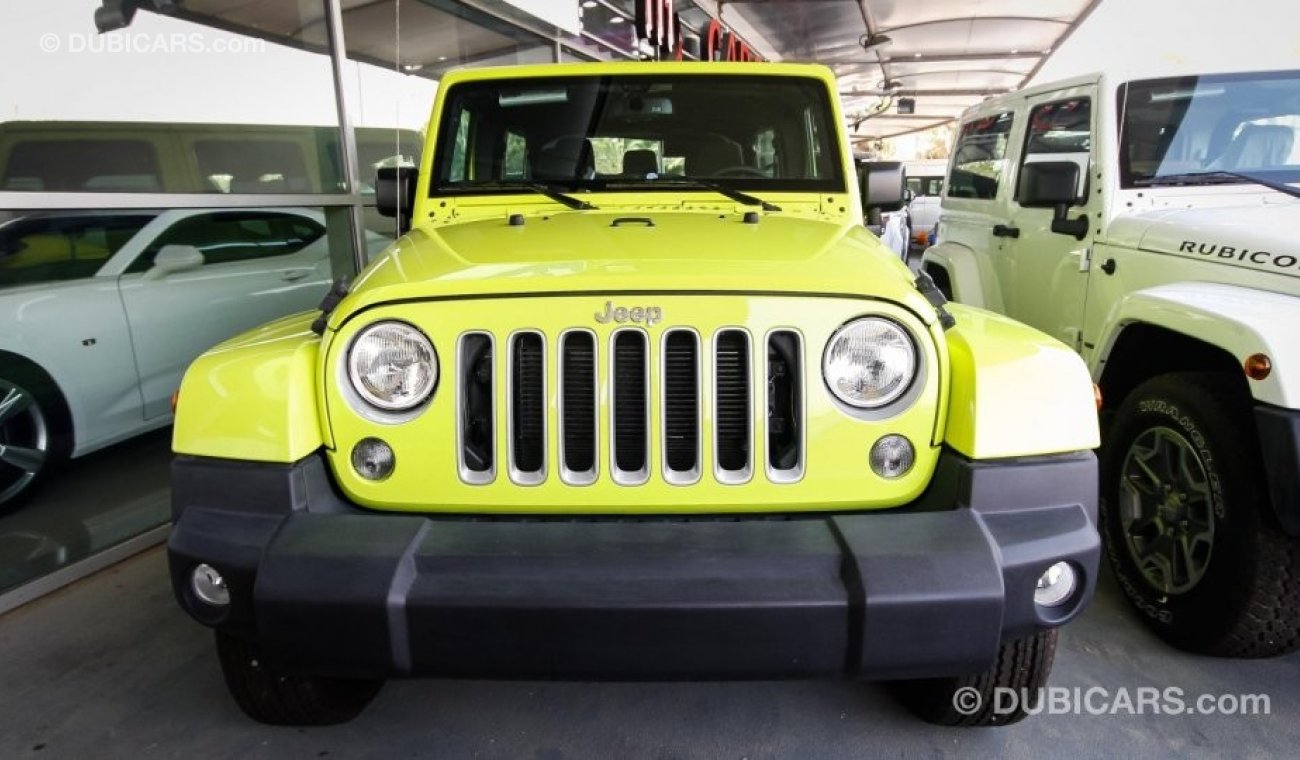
<box><xmin>1093</xmin><ymin>383</ymin><xmax>1103</xmax><ymax>411</ymax></box>
<box><xmin>1244</xmin><ymin>353</ymin><xmax>1272</xmax><ymax>381</ymax></box>
<box><xmin>170</xmin><ymin>390</ymin><xmax>180</xmax><ymax>414</ymax></box>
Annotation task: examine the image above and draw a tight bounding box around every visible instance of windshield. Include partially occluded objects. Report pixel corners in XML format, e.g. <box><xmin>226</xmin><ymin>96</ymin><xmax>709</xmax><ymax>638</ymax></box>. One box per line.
<box><xmin>429</xmin><ymin>74</ymin><xmax>845</xmax><ymax>196</ymax></box>
<box><xmin>1119</xmin><ymin>70</ymin><xmax>1300</xmax><ymax>187</ymax></box>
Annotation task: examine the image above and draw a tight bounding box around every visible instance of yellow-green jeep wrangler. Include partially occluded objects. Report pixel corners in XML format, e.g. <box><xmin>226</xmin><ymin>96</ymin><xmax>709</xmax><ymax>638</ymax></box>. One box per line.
<box><xmin>167</xmin><ymin>62</ymin><xmax>1101</xmax><ymax>727</ymax></box>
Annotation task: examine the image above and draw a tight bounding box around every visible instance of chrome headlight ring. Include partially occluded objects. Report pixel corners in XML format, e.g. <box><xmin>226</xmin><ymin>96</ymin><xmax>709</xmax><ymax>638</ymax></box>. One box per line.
<box><xmin>822</xmin><ymin>316</ymin><xmax>917</xmax><ymax>409</ymax></box>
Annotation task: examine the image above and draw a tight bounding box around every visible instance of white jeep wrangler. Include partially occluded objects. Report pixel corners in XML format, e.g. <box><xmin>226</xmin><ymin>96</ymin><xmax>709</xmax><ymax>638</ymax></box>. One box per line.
<box><xmin>922</xmin><ymin>66</ymin><xmax>1300</xmax><ymax>657</ymax></box>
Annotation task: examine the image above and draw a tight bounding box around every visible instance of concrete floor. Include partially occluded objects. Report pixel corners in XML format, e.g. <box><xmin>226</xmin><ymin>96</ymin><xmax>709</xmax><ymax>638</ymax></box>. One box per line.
<box><xmin>1</xmin><ymin>547</ymin><xmax>1296</xmax><ymax>760</ymax></box>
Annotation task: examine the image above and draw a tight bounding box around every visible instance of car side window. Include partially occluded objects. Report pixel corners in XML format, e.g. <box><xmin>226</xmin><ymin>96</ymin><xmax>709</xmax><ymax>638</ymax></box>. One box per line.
<box><xmin>0</xmin><ymin>214</ymin><xmax>155</xmax><ymax>288</ymax></box>
<box><xmin>126</xmin><ymin>212</ymin><xmax>325</xmax><ymax>274</ymax></box>
<box><xmin>1</xmin><ymin>139</ymin><xmax>162</xmax><ymax>192</ymax></box>
<box><xmin>947</xmin><ymin>112</ymin><xmax>1015</xmax><ymax>200</ymax></box>
<box><xmin>193</xmin><ymin>139</ymin><xmax>312</xmax><ymax>193</ymax></box>
<box><xmin>1016</xmin><ymin>97</ymin><xmax>1092</xmax><ymax>200</ymax></box>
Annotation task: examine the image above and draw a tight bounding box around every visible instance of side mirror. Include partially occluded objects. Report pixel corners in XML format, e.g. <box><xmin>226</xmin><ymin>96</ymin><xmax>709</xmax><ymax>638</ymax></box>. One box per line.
<box><xmin>146</xmin><ymin>244</ymin><xmax>204</xmax><ymax>280</ymax></box>
<box><xmin>859</xmin><ymin>161</ymin><xmax>907</xmax><ymax>213</ymax></box>
<box><xmin>1017</xmin><ymin>161</ymin><xmax>1089</xmax><ymax>240</ymax></box>
<box><xmin>376</xmin><ymin>166</ymin><xmax>418</xmax><ymax>234</ymax></box>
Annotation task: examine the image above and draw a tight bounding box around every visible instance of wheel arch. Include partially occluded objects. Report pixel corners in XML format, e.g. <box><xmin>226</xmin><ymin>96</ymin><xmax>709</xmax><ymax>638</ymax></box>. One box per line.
<box><xmin>0</xmin><ymin>349</ymin><xmax>74</xmax><ymax>442</ymax></box>
<box><xmin>919</xmin><ymin>242</ymin><xmax>1004</xmax><ymax>311</ymax></box>
<box><xmin>1091</xmin><ymin>282</ymin><xmax>1300</xmax><ymax>409</ymax></box>
<box><xmin>1096</xmin><ymin>323</ymin><xmax>1247</xmax><ymax>413</ymax></box>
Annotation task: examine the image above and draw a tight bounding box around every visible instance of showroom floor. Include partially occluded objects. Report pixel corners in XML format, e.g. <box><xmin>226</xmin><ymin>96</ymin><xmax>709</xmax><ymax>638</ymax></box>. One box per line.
<box><xmin>1</xmin><ymin>547</ymin><xmax>1296</xmax><ymax>759</ymax></box>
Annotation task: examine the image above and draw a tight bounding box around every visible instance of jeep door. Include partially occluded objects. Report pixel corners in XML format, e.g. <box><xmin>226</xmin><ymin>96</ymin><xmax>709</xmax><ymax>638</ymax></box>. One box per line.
<box><xmin>114</xmin><ymin>209</ymin><xmax>332</xmax><ymax>419</ymax></box>
<box><xmin>997</xmin><ymin>84</ymin><xmax>1100</xmax><ymax>348</ymax></box>
<box><xmin>937</xmin><ymin>107</ymin><xmax>1021</xmax><ymax>307</ymax></box>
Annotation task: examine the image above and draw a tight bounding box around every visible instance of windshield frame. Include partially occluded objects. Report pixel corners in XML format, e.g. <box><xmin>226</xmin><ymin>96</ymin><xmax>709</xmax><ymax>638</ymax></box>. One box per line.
<box><xmin>1117</xmin><ymin>69</ymin><xmax>1300</xmax><ymax>189</ymax></box>
<box><xmin>426</xmin><ymin>73</ymin><xmax>848</xmax><ymax>199</ymax></box>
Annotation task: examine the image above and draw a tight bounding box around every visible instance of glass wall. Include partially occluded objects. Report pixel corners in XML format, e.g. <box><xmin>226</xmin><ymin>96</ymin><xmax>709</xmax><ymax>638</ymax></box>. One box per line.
<box><xmin>0</xmin><ymin>0</ymin><xmax>660</xmax><ymax>604</ymax></box>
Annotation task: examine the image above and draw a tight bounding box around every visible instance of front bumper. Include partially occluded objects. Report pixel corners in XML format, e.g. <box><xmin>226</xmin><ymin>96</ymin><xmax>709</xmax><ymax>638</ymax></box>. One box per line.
<box><xmin>1257</xmin><ymin>404</ymin><xmax>1300</xmax><ymax>535</ymax></box>
<box><xmin>168</xmin><ymin>449</ymin><xmax>1098</xmax><ymax>681</ymax></box>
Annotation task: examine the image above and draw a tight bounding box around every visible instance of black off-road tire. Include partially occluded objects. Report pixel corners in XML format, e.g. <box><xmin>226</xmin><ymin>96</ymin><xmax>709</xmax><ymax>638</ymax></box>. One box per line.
<box><xmin>1100</xmin><ymin>372</ymin><xmax>1300</xmax><ymax>657</ymax></box>
<box><xmin>215</xmin><ymin>632</ymin><xmax>384</xmax><ymax>725</ymax></box>
<box><xmin>893</xmin><ymin>629</ymin><xmax>1058</xmax><ymax>727</ymax></box>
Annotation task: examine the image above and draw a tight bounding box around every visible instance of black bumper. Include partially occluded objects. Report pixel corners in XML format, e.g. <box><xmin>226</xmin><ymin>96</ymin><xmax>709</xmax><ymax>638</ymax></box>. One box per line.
<box><xmin>1257</xmin><ymin>404</ymin><xmax>1300</xmax><ymax>536</ymax></box>
<box><xmin>168</xmin><ymin>449</ymin><xmax>1099</xmax><ymax>681</ymax></box>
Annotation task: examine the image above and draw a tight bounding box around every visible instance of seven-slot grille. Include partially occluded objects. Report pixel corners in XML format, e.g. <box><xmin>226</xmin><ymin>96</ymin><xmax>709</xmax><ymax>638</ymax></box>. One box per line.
<box><xmin>457</xmin><ymin>328</ymin><xmax>803</xmax><ymax>486</ymax></box>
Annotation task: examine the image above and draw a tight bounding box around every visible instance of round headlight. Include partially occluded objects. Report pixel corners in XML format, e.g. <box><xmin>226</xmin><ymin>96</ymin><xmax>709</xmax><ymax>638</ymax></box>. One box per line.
<box><xmin>822</xmin><ymin>317</ymin><xmax>916</xmax><ymax>408</ymax></box>
<box><xmin>347</xmin><ymin>321</ymin><xmax>438</xmax><ymax>411</ymax></box>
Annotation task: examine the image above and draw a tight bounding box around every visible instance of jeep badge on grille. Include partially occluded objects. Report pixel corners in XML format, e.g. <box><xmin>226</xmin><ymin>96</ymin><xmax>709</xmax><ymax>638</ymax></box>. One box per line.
<box><xmin>595</xmin><ymin>301</ymin><xmax>663</xmax><ymax>326</ymax></box>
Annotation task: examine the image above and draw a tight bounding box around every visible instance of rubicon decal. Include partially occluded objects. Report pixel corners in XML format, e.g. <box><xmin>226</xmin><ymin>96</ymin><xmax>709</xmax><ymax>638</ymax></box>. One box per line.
<box><xmin>1178</xmin><ymin>240</ymin><xmax>1300</xmax><ymax>275</ymax></box>
<box><xmin>594</xmin><ymin>301</ymin><xmax>663</xmax><ymax>326</ymax></box>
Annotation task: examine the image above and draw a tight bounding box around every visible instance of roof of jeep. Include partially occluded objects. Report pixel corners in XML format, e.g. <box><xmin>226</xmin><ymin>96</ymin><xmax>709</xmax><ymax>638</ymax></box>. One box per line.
<box><xmin>436</xmin><ymin>61</ymin><xmax>838</xmax><ymax>88</ymax></box>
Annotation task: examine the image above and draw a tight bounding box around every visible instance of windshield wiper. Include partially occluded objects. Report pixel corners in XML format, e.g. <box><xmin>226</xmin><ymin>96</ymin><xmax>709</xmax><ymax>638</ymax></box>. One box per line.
<box><xmin>524</xmin><ymin>182</ymin><xmax>599</xmax><ymax>210</ymax></box>
<box><xmin>606</xmin><ymin>179</ymin><xmax>782</xmax><ymax>212</ymax></box>
<box><xmin>437</xmin><ymin>181</ymin><xmax>598</xmax><ymax>210</ymax></box>
<box><xmin>1135</xmin><ymin>170</ymin><xmax>1300</xmax><ymax>198</ymax></box>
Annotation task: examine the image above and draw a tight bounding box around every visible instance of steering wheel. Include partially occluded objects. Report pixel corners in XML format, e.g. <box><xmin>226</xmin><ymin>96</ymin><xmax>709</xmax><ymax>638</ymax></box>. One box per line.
<box><xmin>710</xmin><ymin>166</ymin><xmax>768</xmax><ymax>178</ymax></box>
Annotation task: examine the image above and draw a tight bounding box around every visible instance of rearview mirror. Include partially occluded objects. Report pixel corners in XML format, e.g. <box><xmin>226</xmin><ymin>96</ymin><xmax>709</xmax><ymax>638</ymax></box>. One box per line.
<box><xmin>1017</xmin><ymin>161</ymin><xmax>1090</xmax><ymax>240</ymax></box>
<box><xmin>376</xmin><ymin>166</ymin><xmax>418</xmax><ymax>234</ymax></box>
<box><xmin>859</xmin><ymin>161</ymin><xmax>907</xmax><ymax>213</ymax></box>
<box><xmin>146</xmin><ymin>244</ymin><xmax>204</xmax><ymax>280</ymax></box>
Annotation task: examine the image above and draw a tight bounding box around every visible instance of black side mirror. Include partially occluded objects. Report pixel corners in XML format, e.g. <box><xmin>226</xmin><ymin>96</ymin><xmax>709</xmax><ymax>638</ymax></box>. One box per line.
<box><xmin>1018</xmin><ymin>161</ymin><xmax>1089</xmax><ymax>240</ymax></box>
<box><xmin>376</xmin><ymin>166</ymin><xmax>418</xmax><ymax>234</ymax></box>
<box><xmin>859</xmin><ymin>161</ymin><xmax>907</xmax><ymax>213</ymax></box>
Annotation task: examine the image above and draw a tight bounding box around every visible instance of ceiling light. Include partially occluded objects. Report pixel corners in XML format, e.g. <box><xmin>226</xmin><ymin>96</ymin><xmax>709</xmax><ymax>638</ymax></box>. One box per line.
<box><xmin>611</xmin><ymin>15</ymin><xmax>624</xmax><ymax>24</ymax></box>
<box><xmin>582</xmin><ymin>0</ymin><xmax>598</xmax><ymax>7</ymax></box>
<box><xmin>913</xmin><ymin>53</ymin><xmax>922</xmax><ymax>58</ymax></box>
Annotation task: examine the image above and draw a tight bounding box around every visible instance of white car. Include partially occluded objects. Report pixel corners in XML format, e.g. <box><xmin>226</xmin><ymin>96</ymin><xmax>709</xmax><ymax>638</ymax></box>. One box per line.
<box><xmin>0</xmin><ymin>208</ymin><xmax>386</xmax><ymax>508</ymax></box>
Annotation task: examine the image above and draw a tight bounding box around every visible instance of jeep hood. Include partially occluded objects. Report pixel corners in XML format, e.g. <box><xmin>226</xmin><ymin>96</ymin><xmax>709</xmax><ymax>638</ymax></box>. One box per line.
<box><xmin>1109</xmin><ymin>199</ymin><xmax>1300</xmax><ymax>279</ymax></box>
<box><xmin>330</xmin><ymin>211</ymin><xmax>932</xmax><ymax>328</ymax></box>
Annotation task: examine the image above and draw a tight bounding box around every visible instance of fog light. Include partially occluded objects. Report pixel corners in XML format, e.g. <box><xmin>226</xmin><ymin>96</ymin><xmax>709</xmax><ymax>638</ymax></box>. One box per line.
<box><xmin>191</xmin><ymin>563</ymin><xmax>230</xmax><ymax>607</ymax></box>
<box><xmin>1035</xmin><ymin>561</ymin><xmax>1077</xmax><ymax>607</ymax></box>
<box><xmin>869</xmin><ymin>434</ymin><xmax>915</xmax><ymax>478</ymax></box>
<box><xmin>352</xmin><ymin>437</ymin><xmax>395</xmax><ymax>480</ymax></box>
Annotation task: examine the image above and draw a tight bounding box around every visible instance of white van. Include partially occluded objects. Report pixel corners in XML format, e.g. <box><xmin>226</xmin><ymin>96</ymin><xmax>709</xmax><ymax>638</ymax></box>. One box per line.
<box><xmin>921</xmin><ymin>66</ymin><xmax>1300</xmax><ymax>658</ymax></box>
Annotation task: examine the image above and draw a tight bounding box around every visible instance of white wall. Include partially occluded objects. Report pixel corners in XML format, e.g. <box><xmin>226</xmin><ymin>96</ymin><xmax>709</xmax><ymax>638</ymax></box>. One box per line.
<box><xmin>1032</xmin><ymin>0</ymin><xmax>1300</xmax><ymax>84</ymax></box>
<box><xmin>1</xmin><ymin>0</ymin><xmax>436</xmax><ymax>130</ymax></box>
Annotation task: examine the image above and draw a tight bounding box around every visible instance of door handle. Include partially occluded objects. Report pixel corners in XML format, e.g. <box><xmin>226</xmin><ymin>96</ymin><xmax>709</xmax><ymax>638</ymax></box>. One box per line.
<box><xmin>992</xmin><ymin>224</ymin><xmax>1020</xmax><ymax>239</ymax></box>
<box><xmin>281</xmin><ymin>270</ymin><xmax>309</xmax><ymax>282</ymax></box>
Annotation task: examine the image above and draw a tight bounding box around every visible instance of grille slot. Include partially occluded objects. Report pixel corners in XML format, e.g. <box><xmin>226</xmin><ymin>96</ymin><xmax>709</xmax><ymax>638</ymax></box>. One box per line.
<box><xmin>611</xmin><ymin>330</ymin><xmax>650</xmax><ymax>484</ymax></box>
<box><xmin>456</xmin><ymin>332</ymin><xmax>495</xmax><ymax>484</ymax></box>
<box><xmin>509</xmin><ymin>332</ymin><xmax>546</xmax><ymax>483</ymax></box>
<box><xmin>766</xmin><ymin>330</ymin><xmax>804</xmax><ymax>481</ymax></box>
<box><xmin>714</xmin><ymin>329</ymin><xmax>752</xmax><ymax>481</ymax></box>
<box><xmin>661</xmin><ymin>330</ymin><xmax>701</xmax><ymax>483</ymax></box>
<box><xmin>559</xmin><ymin>330</ymin><xmax>598</xmax><ymax>484</ymax></box>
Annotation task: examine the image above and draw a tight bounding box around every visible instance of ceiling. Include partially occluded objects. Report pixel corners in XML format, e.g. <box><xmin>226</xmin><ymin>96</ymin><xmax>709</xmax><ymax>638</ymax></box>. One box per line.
<box><xmin>118</xmin><ymin>0</ymin><xmax>1102</xmax><ymax>144</ymax></box>
<box><xmin>712</xmin><ymin>0</ymin><xmax>1102</xmax><ymax>143</ymax></box>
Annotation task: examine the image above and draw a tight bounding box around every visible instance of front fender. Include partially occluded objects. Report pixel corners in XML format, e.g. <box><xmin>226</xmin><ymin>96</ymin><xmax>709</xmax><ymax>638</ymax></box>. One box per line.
<box><xmin>173</xmin><ymin>312</ymin><xmax>325</xmax><ymax>462</ymax></box>
<box><xmin>1093</xmin><ymin>282</ymin><xmax>1300</xmax><ymax>408</ymax></box>
<box><xmin>920</xmin><ymin>241</ymin><xmax>1004</xmax><ymax>312</ymax></box>
<box><xmin>944</xmin><ymin>303</ymin><xmax>1099</xmax><ymax>459</ymax></box>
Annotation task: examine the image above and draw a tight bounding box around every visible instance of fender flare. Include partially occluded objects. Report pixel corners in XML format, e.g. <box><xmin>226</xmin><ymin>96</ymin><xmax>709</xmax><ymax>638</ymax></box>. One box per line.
<box><xmin>919</xmin><ymin>242</ymin><xmax>1004</xmax><ymax>312</ymax></box>
<box><xmin>1092</xmin><ymin>282</ymin><xmax>1300</xmax><ymax>409</ymax></box>
<box><xmin>173</xmin><ymin>312</ymin><xmax>326</xmax><ymax>463</ymax></box>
